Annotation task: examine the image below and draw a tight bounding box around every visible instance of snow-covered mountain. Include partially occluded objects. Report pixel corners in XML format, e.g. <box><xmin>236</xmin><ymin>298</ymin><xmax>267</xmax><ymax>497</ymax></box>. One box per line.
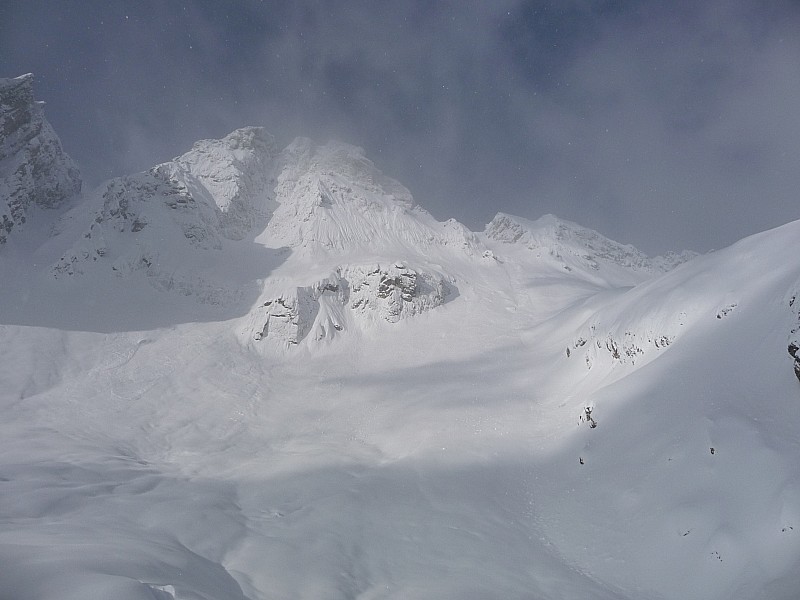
<box><xmin>0</xmin><ymin>73</ymin><xmax>81</xmax><ymax>247</ymax></box>
<box><xmin>485</xmin><ymin>212</ymin><xmax>696</xmax><ymax>285</ymax></box>
<box><xmin>2</xmin><ymin>75</ymin><xmax>800</xmax><ymax>600</ymax></box>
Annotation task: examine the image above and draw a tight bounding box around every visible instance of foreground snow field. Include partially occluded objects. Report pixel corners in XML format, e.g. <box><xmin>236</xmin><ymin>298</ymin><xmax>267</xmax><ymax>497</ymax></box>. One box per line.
<box><xmin>2</xmin><ymin>74</ymin><xmax>800</xmax><ymax>599</ymax></box>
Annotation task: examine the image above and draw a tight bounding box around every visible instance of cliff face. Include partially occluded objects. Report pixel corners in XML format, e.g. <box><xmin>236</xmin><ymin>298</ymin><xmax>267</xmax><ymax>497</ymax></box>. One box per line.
<box><xmin>789</xmin><ymin>293</ymin><xmax>800</xmax><ymax>383</ymax></box>
<box><xmin>0</xmin><ymin>74</ymin><xmax>81</xmax><ymax>246</ymax></box>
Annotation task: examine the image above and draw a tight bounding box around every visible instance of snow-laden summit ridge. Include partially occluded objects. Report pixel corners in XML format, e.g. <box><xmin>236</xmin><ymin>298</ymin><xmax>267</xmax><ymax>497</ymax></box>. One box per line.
<box><xmin>31</xmin><ymin>126</ymin><xmax>475</xmax><ymax>338</ymax></box>
<box><xmin>241</xmin><ymin>136</ymin><xmax>477</xmax><ymax>346</ymax></box>
<box><xmin>484</xmin><ymin>212</ymin><xmax>696</xmax><ymax>287</ymax></box>
<box><xmin>3</xmin><ymin>114</ymin><xmax>695</xmax><ymax>344</ymax></box>
<box><xmin>48</xmin><ymin>127</ymin><xmax>286</xmax><ymax>309</ymax></box>
<box><xmin>262</xmin><ymin>136</ymin><xmax>480</xmax><ymax>257</ymax></box>
<box><xmin>0</xmin><ymin>74</ymin><xmax>81</xmax><ymax>246</ymax></box>
<box><xmin>157</xmin><ymin>126</ymin><xmax>278</xmax><ymax>240</ymax></box>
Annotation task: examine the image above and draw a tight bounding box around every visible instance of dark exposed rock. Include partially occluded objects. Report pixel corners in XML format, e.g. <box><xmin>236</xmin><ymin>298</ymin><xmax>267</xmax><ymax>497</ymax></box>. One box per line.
<box><xmin>789</xmin><ymin>342</ymin><xmax>800</xmax><ymax>383</ymax></box>
<box><xmin>0</xmin><ymin>74</ymin><xmax>82</xmax><ymax>246</ymax></box>
<box><xmin>248</xmin><ymin>264</ymin><xmax>452</xmax><ymax>346</ymax></box>
<box><xmin>789</xmin><ymin>294</ymin><xmax>800</xmax><ymax>383</ymax></box>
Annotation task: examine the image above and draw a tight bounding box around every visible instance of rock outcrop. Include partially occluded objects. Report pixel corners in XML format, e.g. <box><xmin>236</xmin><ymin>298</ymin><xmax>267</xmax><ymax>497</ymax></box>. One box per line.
<box><xmin>789</xmin><ymin>342</ymin><xmax>800</xmax><ymax>383</ymax></box>
<box><xmin>0</xmin><ymin>74</ymin><xmax>81</xmax><ymax>246</ymax></box>
<box><xmin>246</xmin><ymin>263</ymin><xmax>452</xmax><ymax>346</ymax></box>
<box><xmin>789</xmin><ymin>294</ymin><xmax>800</xmax><ymax>383</ymax></box>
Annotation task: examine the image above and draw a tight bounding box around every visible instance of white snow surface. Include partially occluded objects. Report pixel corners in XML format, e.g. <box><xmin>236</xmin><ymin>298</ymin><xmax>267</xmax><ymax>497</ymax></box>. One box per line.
<box><xmin>2</xmin><ymin>118</ymin><xmax>800</xmax><ymax>600</ymax></box>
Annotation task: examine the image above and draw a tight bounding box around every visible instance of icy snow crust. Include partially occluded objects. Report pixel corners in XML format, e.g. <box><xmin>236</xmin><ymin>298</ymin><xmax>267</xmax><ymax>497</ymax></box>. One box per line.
<box><xmin>2</xmin><ymin>110</ymin><xmax>800</xmax><ymax>599</ymax></box>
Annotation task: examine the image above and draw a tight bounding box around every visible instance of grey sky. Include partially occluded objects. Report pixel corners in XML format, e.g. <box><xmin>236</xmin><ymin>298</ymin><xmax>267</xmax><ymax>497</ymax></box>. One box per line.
<box><xmin>2</xmin><ymin>0</ymin><xmax>798</xmax><ymax>253</ymax></box>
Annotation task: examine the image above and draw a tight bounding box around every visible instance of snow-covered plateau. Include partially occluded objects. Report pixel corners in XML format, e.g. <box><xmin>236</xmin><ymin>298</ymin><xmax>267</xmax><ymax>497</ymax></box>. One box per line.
<box><xmin>2</xmin><ymin>75</ymin><xmax>800</xmax><ymax>600</ymax></box>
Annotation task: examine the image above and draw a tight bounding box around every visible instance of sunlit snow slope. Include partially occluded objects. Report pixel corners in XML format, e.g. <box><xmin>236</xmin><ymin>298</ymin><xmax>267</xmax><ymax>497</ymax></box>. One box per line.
<box><xmin>2</xmin><ymin>75</ymin><xmax>800</xmax><ymax>600</ymax></box>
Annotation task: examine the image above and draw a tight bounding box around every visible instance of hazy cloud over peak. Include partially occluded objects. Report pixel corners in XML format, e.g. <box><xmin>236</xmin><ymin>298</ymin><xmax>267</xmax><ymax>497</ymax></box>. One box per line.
<box><xmin>2</xmin><ymin>0</ymin><xmax>798</xmax><ymax>253</ymax></box>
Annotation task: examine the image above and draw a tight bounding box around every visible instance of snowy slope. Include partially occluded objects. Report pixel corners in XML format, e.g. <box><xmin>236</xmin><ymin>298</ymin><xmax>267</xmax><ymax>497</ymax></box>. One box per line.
<box><xmin>2</xmin><ymin>85</ymin><xmax>800</xmax><ymax>600</ymax></box>
<box><xmin>530</xmin><ymin>220</ymin><xmax>800</xmax><ymax>599</ymax></box>
<box><xmin>239</xmin><ymin>136</ymin><xmax>485</xmax><ymax>347</ymax></box>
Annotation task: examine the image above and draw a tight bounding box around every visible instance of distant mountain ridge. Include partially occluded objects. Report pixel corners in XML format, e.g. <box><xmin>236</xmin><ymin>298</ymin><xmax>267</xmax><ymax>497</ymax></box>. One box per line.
<box><xmin>486</xmin><ymin>212</ymin><xmax>696</xmax><ymax>280</ymax></box>
<box><xmin>0</xmin><ymin>75</ymin><xmax>697</xmax><ymax>348</ymax></box>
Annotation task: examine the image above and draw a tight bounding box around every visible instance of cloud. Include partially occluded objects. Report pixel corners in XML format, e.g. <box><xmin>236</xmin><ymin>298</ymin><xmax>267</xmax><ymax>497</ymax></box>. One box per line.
<box><xmin>475</xmin><ymin>0</ymin><xmax>800</xmax><ymax>252</ymax></box>
<box><xmin>1</xmin><ymin>0</ymin><xmax>798</xmax><ymax>253</ymax></box>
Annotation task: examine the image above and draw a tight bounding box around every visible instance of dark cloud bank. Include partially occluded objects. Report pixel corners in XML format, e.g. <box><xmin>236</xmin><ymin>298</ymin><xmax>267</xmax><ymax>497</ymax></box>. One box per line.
<box><xmin>2</xmin><ymin>0</ymin><xmax>799</xmax><ymax>254</ymax></box>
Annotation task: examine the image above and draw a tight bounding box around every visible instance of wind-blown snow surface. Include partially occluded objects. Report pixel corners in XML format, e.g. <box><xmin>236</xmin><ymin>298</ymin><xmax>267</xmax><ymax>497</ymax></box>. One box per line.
<box><xmin>2</xmin><ymin>116</ymin><xmax>800</xmax><ymax>597</ymax></box>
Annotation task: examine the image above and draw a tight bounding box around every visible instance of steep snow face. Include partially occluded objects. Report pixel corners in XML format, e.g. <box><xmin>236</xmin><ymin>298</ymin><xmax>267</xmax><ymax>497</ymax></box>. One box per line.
<box><xmin>484</xmin><ymin>212</ymin><xmax>695</xmax><ymax>288</ymax></box>
<box><xmin>558</xmin><ymin>222</ymin><xmax>797</xmax><ymax>380</ymax></box>
<box><xmin>161</xmin><ymin>126</ymin><xmax>279</xmax><ymax>240</ymax></box>
<box><xmin>263</xmin><ymin>137</ymin><xmax>481</xmax><ymax>257</ymax></box>
<box><xmin>49</xmin><ymin>127</ymin><xmax>281</xmax><ymax>303</ymax></box>
<box><xmin>0</xmin><ymin>74</ymin><xmax>81</xmax><ymax>246</ymax></box>
<box><xmin>530</xmin><ymin>219</ymin><xmax>800</xmax><ymax>600</ymax></box>
<box><xmin>237</xmin><ymin>137</ymin><xmax>483</xmax><ymax>347</ymax></box>
<box><xmin>50</xmin><ymin>171</ymin><xmax>230</xmax><ymax>294</ymax></box>
<box><xmin>563</xmin><ymin>221</ymin><xmax>800</xmax><ymax>379</ymax></box>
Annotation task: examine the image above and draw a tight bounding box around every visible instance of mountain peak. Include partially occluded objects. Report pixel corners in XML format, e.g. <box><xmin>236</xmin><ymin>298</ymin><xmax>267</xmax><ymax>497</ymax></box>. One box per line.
<box><xmin>261</xmin><ymin>136</ymin><xmax>442</xmax><ymax>253</ymax></box>
<box><xmin>170</xmin><ymin>125</ymin><xmax>277</xmax><ymax>170</ymax></box>
<box><xmin>0</xmin><ymin>73</ymin><xmax>35</xmax><ymax>104</ymax></box>
<box><xmin>484</xmin><ymin>212</ymin><xmax>695</xmax><ymax>286</ymax></box>
<box><xmin>0</xmin><ymin>73</ymin><xmax>82</xmax><ymax>247</ymax></box>
<box><xmin>154</xmin><ymin>126</ymin><xmax>278</xmax><ymax>239</ymax></box>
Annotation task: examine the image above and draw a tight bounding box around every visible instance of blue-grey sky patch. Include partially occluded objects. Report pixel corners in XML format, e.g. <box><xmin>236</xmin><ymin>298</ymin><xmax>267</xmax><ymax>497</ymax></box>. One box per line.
<box><xmin>1</xmin><ymin>0</ymin><xmax>798</xmax><ymax>253</ymax></box>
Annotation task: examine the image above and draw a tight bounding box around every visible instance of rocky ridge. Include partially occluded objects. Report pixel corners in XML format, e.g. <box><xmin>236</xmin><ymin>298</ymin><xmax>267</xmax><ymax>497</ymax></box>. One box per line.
<box><xmin>789</xmin><ymin>291</ymin><xmax>800</xmax><ymax>382</ymax></box>
<box><xmin>51</xmin><ymin>127</ymin><xmax>278</xmax><ymax>285</ymax></box>
<box><xmin>2</xmin><ymin>74</ymin><xmax>701</xmax><ymax>351</ymax></box>
<box><xmin>0</xmin><ymin>74</ymin><xmax>81</xmax><ymax>246</ymax></box>
<box><xmin>485</xmin><ymin>212</ymin><xmax>696</xmax><ymax>288</ymax></box>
